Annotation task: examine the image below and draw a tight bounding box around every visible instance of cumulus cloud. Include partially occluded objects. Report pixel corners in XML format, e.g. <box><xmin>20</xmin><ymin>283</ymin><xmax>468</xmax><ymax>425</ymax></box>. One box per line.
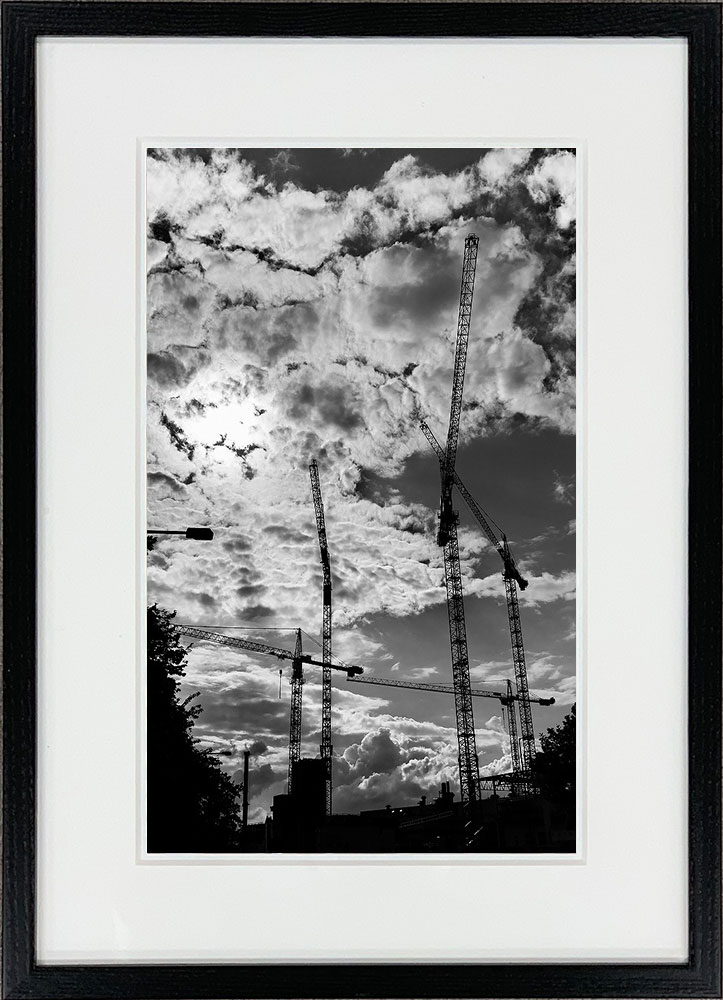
<box><xmin>466</xmin><ymin>569</ymin><xmax>576</xmax><ymax>607</ymax></box>
<box><xmin>526</xmin><ymin>150</ymin><xmax>577</xmax><ymax>229</ymax></box>
<box><xmin>478</xmin><ymin>147</ymin><xmax>531</xmax><ymax>187</ymax></box>
<box><xmin>331</xmin><ymin>721</ymin><xmax>506</xmax><ymax>814</ymax></box>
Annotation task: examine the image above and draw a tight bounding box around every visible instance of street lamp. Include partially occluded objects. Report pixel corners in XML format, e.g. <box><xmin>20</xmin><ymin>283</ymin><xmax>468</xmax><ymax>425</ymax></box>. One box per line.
<box><xmin>146</xmin><ymin>527</ymin><xmax>214</xmax><ymax>551</ymax></box>
<box><xmin>147</xmin><ymin>527</ymin><xmax>214</xmax><ymax>540</ymax></box>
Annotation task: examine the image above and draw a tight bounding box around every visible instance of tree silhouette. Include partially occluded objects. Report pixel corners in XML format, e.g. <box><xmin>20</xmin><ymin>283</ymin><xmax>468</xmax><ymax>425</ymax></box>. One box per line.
<box><xmin>533</xmin><ymin>704</ymin><xmax>576</xmax><ymax>807</ymax></box>
<box><xmin>147</xmin><ymin>604</ymin><xmax>242</xmax><ymax>852</ymax></box>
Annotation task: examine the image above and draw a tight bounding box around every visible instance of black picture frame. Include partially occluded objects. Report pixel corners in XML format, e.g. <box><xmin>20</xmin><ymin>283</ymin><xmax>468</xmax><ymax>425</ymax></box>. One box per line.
<box><xmin>3</xmin><ymin>3</ymin><xmax>721</xmax><ymax>997</ymax></box>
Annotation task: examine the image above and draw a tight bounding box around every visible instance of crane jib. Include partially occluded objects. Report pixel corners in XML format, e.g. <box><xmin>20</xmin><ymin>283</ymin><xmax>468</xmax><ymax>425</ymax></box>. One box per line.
<box><xmin>420</xmin><ymin>418</ymin><xmax>528</xmax><ymax>591</ymax></box>
<box><xmin>172</xmin><ymin>624</ymin><xmax>362</xmax><ymax>675</ymax></box>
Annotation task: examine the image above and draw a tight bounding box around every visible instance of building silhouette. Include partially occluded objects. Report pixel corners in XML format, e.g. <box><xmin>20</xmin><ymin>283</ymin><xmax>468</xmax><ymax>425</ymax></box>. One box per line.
<box><xmin>256</xmin><ymin>762</ymin><xmax>575</xmax><ymax>853</ymax></box>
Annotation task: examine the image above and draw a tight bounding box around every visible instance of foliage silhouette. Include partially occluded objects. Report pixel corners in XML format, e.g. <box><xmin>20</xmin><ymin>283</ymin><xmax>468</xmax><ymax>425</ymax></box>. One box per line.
<box><xmin>147</xmin><ymin>604</ymin><xmax>242</xmax><ymax>852</ymax></box>
<box><xmin>533</xmin><ymin>704</ymin><xmax>576</xmax><ymax>808</ymax></box>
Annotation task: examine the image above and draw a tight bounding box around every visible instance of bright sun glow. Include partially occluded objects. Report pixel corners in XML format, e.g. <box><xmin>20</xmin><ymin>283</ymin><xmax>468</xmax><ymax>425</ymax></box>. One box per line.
<box><xmin>183</xmin><ymin>396</ymin><xmax>260</xmax><ymax>450</ymax></box>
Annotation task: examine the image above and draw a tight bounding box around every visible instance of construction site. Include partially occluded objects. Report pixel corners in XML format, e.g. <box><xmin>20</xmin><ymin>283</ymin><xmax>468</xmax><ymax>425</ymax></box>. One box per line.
<box><xmin>162</xmin><ymin>234</ymin><xmax>576</xmax><ymax>854</ymax></box>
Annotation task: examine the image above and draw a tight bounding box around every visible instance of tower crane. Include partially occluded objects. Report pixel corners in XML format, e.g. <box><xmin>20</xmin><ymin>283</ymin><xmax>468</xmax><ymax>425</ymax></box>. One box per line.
<box><xmin>172</xmin><ymin>623</ymin><xmax>361</xmax><ymax>797</ymax></box>
<box><xmin>436</xmin><ymin>233</ymin><xmax>481</xmax><ymax>840</ymax></box>
<box><xmin>419</xmin><ymin>419</ymin><xmax>537</xmax><ymax>780</ymax></box>
<box><xmin>309</xmin><ymin>459</ymin><xmax>333</xmax><ymax>815</ymax></box>
<box><xmin>346</xmin><ymin>674</ymin><xmax>553</xmax><ymax>778</ymax></box>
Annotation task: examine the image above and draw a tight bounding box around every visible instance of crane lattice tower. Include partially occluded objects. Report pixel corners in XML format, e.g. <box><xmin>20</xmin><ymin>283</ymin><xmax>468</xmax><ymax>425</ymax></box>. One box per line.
<box><xmin>287</xmin><ymin>629</ymin><xmax>304</xmax><ymax>795</ymax></box>
<box><xmin>309</xmin><ymin>459</ymin><xmax>333</xmax><ymax>816</ymax></box>
<box><xmin>436</xmin><ymin>233</ymin><xmax>481</xmax><ymax>839</ymax></box>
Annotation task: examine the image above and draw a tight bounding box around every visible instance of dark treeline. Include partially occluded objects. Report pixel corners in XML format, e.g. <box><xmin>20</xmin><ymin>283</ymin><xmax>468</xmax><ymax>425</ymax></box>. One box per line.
<box><xmin>147</xmin><ymin>602</ymin><xmax>575</xmax><ymax>852</ymax></box>
<box><xmin>532</xmin><ymin>703</ymin><xmax>576</xmax><ymax>828</ymax></box>
<box><xmin>147</xmin><ymin>605</ymin><xmax>242</xmax><ymax>852</ymax></box>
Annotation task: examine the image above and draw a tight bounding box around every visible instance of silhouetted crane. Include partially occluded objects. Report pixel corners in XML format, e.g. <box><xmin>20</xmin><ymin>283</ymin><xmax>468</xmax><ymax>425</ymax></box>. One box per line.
<box><xmin>347</xmin><ymin>673</ymin><xmax>553</xmax><ymax>778</ymax></box>
<box><xmin>173</xmin><ymin>624</ymin><xmax>361</xmax><ymax>797</ymax></box>
<box><xmin>419</xmin><ymin>419</ymin><xmax>537</xmax><ymax>782</ymax></box>
<box><xmin>309</xmin><ymin>458</ymin><xmax>333</xmax><ymax>815</ymax></box>
<box><xmin>172</xmin><ymin>624</ymin><xmax>361</xmax><ymax>675</ymax></box>
<box><xmin>435</xmin><ymin>233</ymin><xmax>481</xmax><ymax>841</ymax></box>
<box><xmin>346</xmin><ymin>673</ymin><xmax>553</xmax><ymax>708</ymax></box>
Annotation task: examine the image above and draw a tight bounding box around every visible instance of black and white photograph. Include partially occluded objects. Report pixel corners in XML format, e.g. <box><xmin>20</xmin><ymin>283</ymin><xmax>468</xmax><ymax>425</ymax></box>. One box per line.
<box><xmin>145</xmin><ymin>146</ymin><xmax>577</xmax><ymax>854</ymax></box>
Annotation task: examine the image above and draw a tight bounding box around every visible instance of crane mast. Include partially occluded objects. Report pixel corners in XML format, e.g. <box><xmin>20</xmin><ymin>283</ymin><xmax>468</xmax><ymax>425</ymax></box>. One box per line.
<box><xmin>437</xmin><ymin>234</ymin><xmax>481</xmax><ymax>838</ymax></box>
<box><xmin>309</xmin><ymin>459</ymin><xmax>333</xmax><ymax>816</ymax></box>
<box><xmin>420</xmin><ymin>419</ymin><xmax>538</xmax><ymax>780</ymax></box>
<box><xmin>502</xmin><ymin>679</ymin><xmax>522</xmax><ymax>774</ymax></box>
<box><xmin>287</xmin><ymin>629</ymin><xmax>304</xmax><ymax>795</ymax></box>
<box><xmin>440</xmin><ymin>234</ymin><xmax>479</xmax><ymax>524</ymax></box>
<box><xmin>503</xmin><ymin>542</ymin><xmax>536</xmax><ymax>773</ymax></box>
<box><xmin>443</xmin><ymin>527</ymin><xmax>480</xmax><ymax>825</ymax></box>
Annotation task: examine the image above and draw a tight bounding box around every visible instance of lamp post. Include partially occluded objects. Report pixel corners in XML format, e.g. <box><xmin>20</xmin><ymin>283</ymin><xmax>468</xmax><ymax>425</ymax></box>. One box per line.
<box><xmin>147</xmin><ymin>528</ymin><xmax>214</xmax><ymax>540</ymax></box>
<box><xmin>146</xmin><ymin>527</ymin><xmax>214</xmax><ymax>550</ymax></box>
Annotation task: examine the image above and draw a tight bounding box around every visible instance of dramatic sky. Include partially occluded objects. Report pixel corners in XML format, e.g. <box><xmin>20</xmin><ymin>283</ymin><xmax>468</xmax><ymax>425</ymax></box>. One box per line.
<box><xmin>146</xmin><ymin>147</ymin><xmax>576</xmax><ymax>823</ymax></box>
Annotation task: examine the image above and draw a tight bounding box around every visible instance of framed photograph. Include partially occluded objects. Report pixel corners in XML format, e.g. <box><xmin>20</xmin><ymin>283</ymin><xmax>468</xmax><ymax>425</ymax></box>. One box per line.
<box><xmin>3</xmin><ymin>2</ymin><xmax>721</xmax><ymax>997</ymax></box>
<box><xmin>143</xmin><ymin>141</ymin><xmax>578</xmax><ymax>859</ymax></box>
